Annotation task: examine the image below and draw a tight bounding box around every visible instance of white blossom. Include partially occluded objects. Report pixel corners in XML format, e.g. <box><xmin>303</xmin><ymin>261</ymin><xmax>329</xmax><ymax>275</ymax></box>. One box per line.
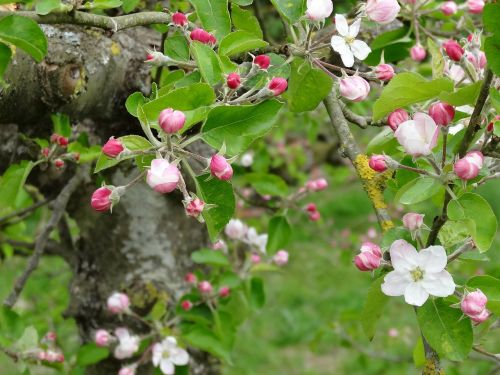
<box><xmin>330</xmin><ymin>14</ymin><xmax>371</xmax><ymax>67</ymax></box>
<box><xmin>152</xmin><ymin>337</ymin><xmax>189</xmax><ymax>375</ymax></box>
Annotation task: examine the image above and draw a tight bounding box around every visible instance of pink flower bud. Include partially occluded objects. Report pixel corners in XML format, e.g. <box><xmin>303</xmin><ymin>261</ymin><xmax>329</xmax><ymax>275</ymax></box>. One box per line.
<box><xmin>219</xmin><ymin>286</ymin><xmax>231</xmax><ymax>298</ymax></box>
<box><xmin>368</xmin><ymin>155</ymin><xmax>388</xmax><ymax>172</ymax></box>
<box><xmin>172</xmin><ymin>12</ymin><xmax>188</xmax><ymax>26</ymax></box>
<box><xmin>73</xmin><ymin>152</ymin><xmax>80</xmax><ymax>162</ymax></box>
<box><xmin>387</xmin><ymin>109</ymin><xmax>409</xmax><ymax>131</ymax></box>
<box><xmin>306</xmin><ymin>178</ymin><xmax>328</xmax><ymax>191</ymax></box>
<box><xmin>146</xmin><ymin>53</ymin><xmax>154</xmax><ymax>61</ymax></box>
<box><xmin>467</xmin><ymin>0</ymin><xmax>484</xmax><ymax>14</ymax></box>
<box><xmin>210</xmin><ymin>154</ymin><xmax>233</xmax><ymax>180</ymax></box>
<box><xmin>306</xmin><ymin>0</ymin><xmax>333</xmax><ymax>20</ymax></box>
<box><xmin>253</xmin><ymin>55</ymin><xmax>271</xmax><ymax>69</ymax></box>
<box><xmin>44</xmin><ymin>331</ymin><xmax>57</xmax><ymax>342</ymax></box>
<box><xmin>306</xmin><ymin>203</ymin><xmax>317</xmax><ymax>213</ymax></box>
<box><xmin>440</xmin><ymin>1</ymin><xmax>458</xmax><ymax>15</ymax></box>
<box><xmin>91</xmin><ymin>187</ymin><xmax>113</xmax><ymax>212</ymax></box>
<box><xmin>95</xmin><ymin>329</ymin><xmax>111</xmax><ymax>347</ymax></box>
<box><xmin>118</xmin><ymin>367</ymin><xmax>135</xmax><ymax>375</ymax></box>
<box><xmin>443</xmin><ymin>40</ymin><xmax>464</xmax><ymax>62</ymax></box>
<box><xmin>45</xmin><ymin>351</ymin><xmax>64</xmax><ymax>363</ymax></box>
<box><xmin>360</xmin><ymin>241</ymin><xmax>382</xmax><ymax>257</ymax></box>
<box><xmin>365</xmin><ymin>0</ymin><xmax>401</xmax><ymax>24</ymax></box>
<box><xmin>268</xmin><ymin>77</ymin><xmax>288</xmax><ymax>96</ymax></box>
<box><xmin>225</xmin><ymin>219</ymin><xmax>247</xmax><ymax>239</ymax></box>
<box><xmin>107</xmin><ymin>292</ymin><xmax>130</xmax><ymax>314</ymax></box>
<box><xmin>454</xmin><ymin>151</ymin><xmax>483</xmax><ymax>180</ymax></box>
<box><xmin>185</xmin><ymin>272</ymin><xmax>197</xmax><ymax>284</ymax></box>
<box><xmin>212</xmin><ymin>240</ymin><xmax>227</xmax><ymax>251</ymax></box>
<box><xmin>102</xmin><ymin>137</ymin><xmax>124</xmax><ymax>158</ymax></box>
<box><xmin>251</xmin><ymin>253</ymin><xmax>261</xmax><ymax>264</ymax></box>
<box><xmin>227</xmin><ymin>72</ymin><xmax>241</xmax><ymax>89</ymax></box>
<box><xmin>466</xmin><ymin>51</ymin><xmax>487</xmax><ymax>70</ymax></box>
<box><xmin>41</xmin><ymin>147</ymin><xmax>50</xmax><ymax>157</ymax></box>
<box><xmin>273</xmin><ymin>250</ymin><xmax>289</xmax><ymax>266</ymax></box>
<box><xmin>159</xmin><ymin>108</ymin><xmax>186</xmax><ymax>133</ymax></box>
<box><xmin>38</xmin><ymin>351</ymin><xmax>47</xmax><ymax>361</ymax></box>
<box><xmin>354</xmin><ymin>242</ymin><xmax>382</xmax><ymax>271</ymax></box>
<box><xmin>461</xmin><ymin>289</ymin><xmax>488</xmax><ymax>316</ymax></box>
<box><xmin>428</xmin><ymin>102</ymin><xmax>455</xmax><ymax>126</ymax></box>
<box><xmin>410</xmin><ymin>45</ymin><xmax>426</xmax><ymax>62</ymax></box>
<box><xmin>470</xmin><ymin>308</ymin><xmax>490</xmax><ymax>323</ymax></box>
<box><xmin>402</xmin><ymin>212</ymin><xmax>424</xmax><ymax>231</ymax></box>
<box><xmin>181</xmin><ymin>300</ymin><xmax>193</xmax><ymax>311</ymax></box>
<box><xmin>147</xmin><ymin>159</ymin><xmax>180</xmax><ymax>193</ymax></box>
<box><xmin>58</xmin><ymin>136</ymin><xmax>69</xmax><ymax>147</ymax></box>
<box><xmin>339</xmin><ymin>76</ymin><xmax>370</xmax><ymax>102</ymax></box>
<box><xmin>198</xmin><ymin>281</ymin><xmax>213</xmax><ymax>294</ymax></box>
<box><xmin>309</xmin><ymin>210</ymin><xmax>321</xmax><ymax>221</ymax></box>
<box><xmin>190</xmin><ymin>28</ymin><xmax>216</xmax><ymax>44</ymax></box>
<box><xmin>54</xmin><ymin>159</ymin><xmax>64</xmax><ymax>169</ymax></box>
<box><xmin>186</xmin><ymin>198</ymin><xmax>205</xmax><ymax>218</ymax></box>
<box><xmin>375</xmin><ymin>64</ymin><xmax>395</xmax><ymax>81</ymax></box>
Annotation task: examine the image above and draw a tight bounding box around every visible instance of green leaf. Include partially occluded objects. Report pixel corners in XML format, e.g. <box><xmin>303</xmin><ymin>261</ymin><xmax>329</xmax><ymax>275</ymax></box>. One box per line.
<box><xmin>0</xmin><ymin>15</ymin><xmax>48</xmax><ymax>62</ymax></box>
<box><xmin>381</xmin><ymin>227</ymin><xmax>412</xmax><ymax>250</ymax></box>
<box><xmin>83</xmin><ymin>0</ymin><xmax>122</xmax><ymax>9</ymax></box>
<box><xmin>366</xmin><ymin>127</ymin><xmax>398</xmax><ymax>155</ymax></box>
<box><xmin>370</xmin><ymin>26</ymin><xmax>410</xmax><ymax>50</ymax></box>
<box><xmin>0</xmin><ymin>161</ymin><xmax>34</xmax><ymax>214</ymax></box>
<box><xmin>189</xmin><ymin>0</ymin><xmax>231</xmax><ymax>40</ymax></box>
<box><xmin>373</xmin><ymin>73</ymin><xmax>454</xmax><ymax>121</ymax></box>
<box><xmin>51</xmin><ymin>112</ymin><xmax>71</xmax><ymax>137</ymax></box>
<box><xmin>231</xmin><ymin>4</ymin><xmax>262</xmax><ymax>39</ymax></box>
<box><xmin>164</xmin><ymin>32</ymin><xmax>190</xmax><ymax>61</ymax></box>
<box><xmin>218</xmin><ymin>31</ymin><xmax>267</xmax><ymax>57</ymax></box>
<box><xmin>428</xmin><ymin>38</ymin><xmax>445</xmax><ymax>79</ymax></box>
<box><xmin>484</xmin><ymin>34</ymin><xmax>500</xmax><ymax>76</ymax></box>
<box><xmin>361</xmin><ymin>277</ymin><xmax>389</xmax><ymax>341</ymax></box>
<box><xmin>466</xmin><ymin>275</ymin><xmax>500</xmax><ymax>300</ymax></box>
<box><xmin>16</xmin><ymin>326</ymin><xmax>38</xmax><ymax>351</ymax></box>
<box><xmin>122</xmin><ymin>0</ymin><xmax>140</xmax><ymax>12</ymax></box>
<box><xmin>413</xmin><ymin>337</ymin><xmax>426</xmax><ymax>367</ymax></box>
<box><xmin>490</xmin><ymin>87</ymin><xmax>500</xmax><ymax>113</ymax></box>
<box><xmin>0</xmin><ymin>42</ymin><xmax>11</xmax><ymax>79</ymax></box>
<box><xmin>125</xmin><ymin>91</ymin><xmax>146</xmax><ymax>117</ymax></box>
<box><xmin>438</xmin><ymin>221</ymin><xmax>470</xmax><ymax>249</ymax></box>
<box><xmin>191</xmin><ymin>248</ymin><xmax>230</xmax><ymax>266</ymax></box>
<box><xmin>183</xmin><ymin>326</ymin><xmax>232</xmax><ymax>364</ymax></box>
<box><xmin>270</xmin><ymin>0</ymin><xmax>306</xmax><ymax>23</ymax></box>
<box><xmin>249</xmin><ymin>277</ymin><xmax>265</xmax><ymax>309</ymax></box>
<box><xmin>417</xmin><ymin>299</ymin><xmax>473</xmax><ymax>361</ymax></box>
<box><xmin>483</xmin><ymin>2</ymin><xmax>500</xmax><ymax>33</ymax></box>
<box><xmin>266</xmin><ymin>215</ymin><xmax>291</xmax><ymax>254</ymax></box>
<box><xmin>35</xmin><ymin>0</ymin><xmax>61</xmax><ymax>15</ymax></box>
<box><xmin>76</xmin><ymin>344</ymin><xmax>109</xmax><ymax>366</ymax></box>
<box><xmin>141</xmin><ymin>83</ymin><xmax>215</xmax><ymax>122</ymax></box>
<box><xmin>286</xmin><ymin>57</ymin><xmax>333</xmax><ymax>112</ymax></box>
<box><xmin>191</xmin><ymin>41</ymin><xmax>223</xmax><ymax>85</ymax></box>
<box><xmin>438</xmin><ymin>81</ymin><xmax>483</xmax><ymax>106</ymax></box>
<box><xmin>447</xmin><ymin>193</ymin><xmax>497</xmax><ymax>252</ymax></box>
<box><xmin>243</xmin><ymin>172</ymin><xmax>288</xmax><ymax>197</ymax></box>
<box><xmin>202</xmin><ymin>99</ymin><xmax>283</xmax><ymax>156</ymax></box>
<box><xmin>94</xmin><ymin>135</ymin><xmax>153</xmax><ymax>173</ymax></box>
<box><xmin>195</xmin><ymin>174</ymin><xmax>235</xmax><ymax>241</ymax></box>
<box><xmin>396</xmin><ymin>177</ymin><xmax>443</xmax><ymax>205</ymax></box>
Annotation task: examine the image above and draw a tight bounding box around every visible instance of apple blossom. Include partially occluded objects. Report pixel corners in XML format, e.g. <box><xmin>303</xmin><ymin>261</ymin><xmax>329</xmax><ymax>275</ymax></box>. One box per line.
<box><xmin>368</xmin><ymin>155</ymin><xmax>388</xmax><ymax>172</ymax></box>
<box><xmin>225</xmin><ymin>219</ymin><xmax>248</xmax><ymax>239</ymax></box>
<box><xmin>54</xmin><ymin>159</ymin><xmax>64</xmax><ymax>169</ymax></box>
<box><xmin>410</xmin><ymin>45</ymin><xmax>426</xmax><ymax>62</ymax></box>
<box><xmin>467</xmin><ymin>0</ymin><xmax>484</xmax><ymax>14</ymax></box>
<box><xmin>387</xmin><ymin>109</ymin><xmax>409</xmax><ymax>131</ymax></box>
<box><xmin>402</xmin><ymin>212</ymin><xmax>424</xmax><ymax>231</ymax></box>
<box><xmin>470</xmin><ymin>309</ymin><xmax>490</xmax><ymax>323</ymax></box>
<box><xmin>95</xmin><ymin>329</ymin><xmax>111</xmax><ymax>347</ymax></box>
<box><xmin>330</xmin><ymin>14</ymin><xmax>371</xmax><ymax>68</ymax></box>
<box><xmin>159</xmin><ymin>108</ymin><xmax>186</xmax><ymax>133</ymax></box>
<box><xmin>114</xmin><ymin>328</ymin><xmax>139</xmax><ymax>359</ymax></box>
<box><xmin>440</xmin><ymin>1</ymin><xmax>458</xmax><ymax>15</ymax></box>
<box><xmin>41</xmin><ymin>147</ymin><xmax>50</xmax><ymax>157</ymax></box>
<box><xmin>428</xmin><ymin>102</ymin><xmax>455</xmax><ymax>126</ymax></box>
<box><xmin>365</xmin><ymin>0</ymin><xmax>400</xmax><ymax>24</ymax></box>
<box><xmin>461</xmin><ymin>289</ymin><xmax>490</xmax><ymax>323</ymax></box>
<box><xmin>268</xmin><ymin>77</ymin><xmax>288</xmax><ymax>96</ymax></box>
<box><xmin>381</xmin><ymin>240</ymin><xmax>455</xmax><ymax>306</ymax></box>
<box><xmin>219</xmin><ymin>286</ymin><xmax>231</xmax><ymax>298</ymax></box>
<box><xmin>210</xmin><ymin>154</ymin><xmax>233</xmax><ymax>180</ymax></box>
<box><xmin>306</xmin><ymin>0</ymin><xmax>333</xmax><ymax>21</ymax></box>
<box><xmin>306</xmin><ymin>178</ymin><xmax>328</xmax><ymax>191</ymax></box>
<box><xmin>91</xmin><ymin>187</ymin><xmax>113</xmax><ymax>212</ymax></box>
<box><xmin>227</xmin><ymin>72</ymin><xmax>241</xmax><ymax>89</ymax></box>
<box><xmin>198</xmin><ymin>280</ymin><xmax>213</xmax><ymax>294</ymax></box>
<box><xmin>454</xmin><ymin>151</ymin><xmax>483</xmax><ymax>180</ymax></box>
<box><xmin>466</xmin><ymin>51</ymin><xmax>487</xmax><ymax>70</ymax></box>
<box><xmin>147</xmin><ymin>159</ymin><xmax>180</xmax><ymax>193</ymax></box>
<box><xmin>152</xmin><ymin>337</ymin><xmax>189</xmax><ymax>375</ymax></box>
<box><xmin>354</xmin><ymin>241</ymin><xmax>382</xmax><ymax>271</ymax></box>
<box><xmin>185</xmin><ymin>198</ymin><xmax>205</xmax><ymax>218</ymax></box>
<box><xmin>119</xmin><ymin>367</ymin><xmax>135</xmax><ymax>375</ymax></box>
<box><xmin>443</xmin><ymin>40</ymin><xmax>464</xmax><ymax>62</ymax></box>
<box><xmin>212</xmin><ymin>239</ymin><xmax>227</xmax><ymax>251</ymax></box>
<box><xmin>251</xmin><ymin>253</ymin><xmax>261</xmax><ymax>264</ymax></box>
<box><xmin>273</xmin><ymin>250</ymin><xmax>289</xmax><ymax>266</ymax></box>
<box><xmin>394</xmin><ymin>112</ymin><xmax>439</xmax><ymax>156</ymax></box>
<box><xmin>43</xmin><ymin>351</ymin><xmax>64</xmax><ymax>363</ymax></box>
<box><xmin>185</xmin><ymin>272</ymin><xmax>197</xmax><ymax>284</ymax></box>
<box><xmin>254</xmin><ymin>55</ymin><xmax>271</xmax><ymax>69</ymax></box>
<box><xmin>374</xmin><ymin>64</ymin><xmax>395</xmax><ymax>81</ymax></box>
<box><xmin>240</xmin><ymin>152</ymin><xmax>254</xmax><ymax>167</ymax></box>
<box><xmin>172</xmin><ymin>12</ymin><xmax>188</xmax><ymax>27</ymax></box>
<box><xmin>107</xmin><ymin>292</ymin><xmax>130</xmax><ymax>314</ymax></box>
<box><xmin>102</xmin><ymin>137</ymin><xmax>124</xmax><ymax>158</ymax></box>
<box><xmin>245</xmin><ymin>227</ymin><xmax>268</xmax><ymax>253</ymax></box>
<box><xmin>181</xmin><ymin>300</ymin><xmax>193</xmax><ymax>311</ymax></box>
<box><xmin>309</xmin><ymin>210</ymin><xmax>321</xmax><ymax>221</ymax></box>
<box><xmin>339</xmin><ymin>76</ymin><xmax>370</xmax><ymax>102</ymax></box>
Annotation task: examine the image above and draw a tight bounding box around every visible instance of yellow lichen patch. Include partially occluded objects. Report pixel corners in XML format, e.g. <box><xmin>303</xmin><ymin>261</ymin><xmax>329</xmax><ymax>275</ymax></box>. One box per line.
<box><xmin>423</xmin><ymin>359</ymin><xmax>445</xmax><ymax>375</ymax></box>
<box><xmin>128</xmin><ymin>282</ymin><xmax>169</xmax><ymax>309</ymax></box>
<box><xmin>353</xmin><ymin>154</ymin><xmax>390</xmax><ymax>210</ymax></box>
<box><xmin>110</xmin><ymin>41</ymin><xmax>121</xmax><ymax>56</ymax></box>
<box><xmin>381</xmin><ymin>220</ymin><xmax>394</xmax><ymax>231</ymax></box>
<box><xmin>70</xmin><ymin>66</ymin><xmax>86</xmax><ymax>98</ymax></box>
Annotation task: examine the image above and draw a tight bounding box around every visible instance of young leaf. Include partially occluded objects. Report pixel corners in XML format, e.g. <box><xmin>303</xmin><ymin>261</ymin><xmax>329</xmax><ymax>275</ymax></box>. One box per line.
<box><xmin>183</xmin><ymin>326</ymin><xmax>233</xmax><ymax>364</ymax></box>
<box><xmin>249</xmin><ymin>277</ymin><xmax>265</xmax><ymax>309</ymax></box>
<box><xmin>35</xmin><ymin>0</ymin><xmax>61</xmax><ymax>15</ymax></box>
<box><xmin>164</xmin><ymin>31</ymin><xmax>190</xmax><ymax>62</ymax></box>
<box><xmin>191</xmin><ymin>249</ymin><xmax>230</xmax><ymax>267</ymax></box>
<box><xmin>76</xmin><ymin>344</ymin><xmax>110</xmax><ymax>366</ymax></box>
<box><xmin>438</xmin><ymin>81</ymin><xmax>483</xmax><ymax>106</ymax></box>
<box><xmin>270</xmin><ymin>0</ymin><xmax>306</xmax><ymax>23</ymax></box>
<box><xmin>0</xmin><ymin>161</ymin><xmax>34</xmax><ymax>214</ymax></box>
<box><xmin>266</xmin><ymin>215</ymin><xmax>291</xmax><ymax>254</ymax></box>
<box><xmin>395</xmin><ymin>177</ymin><xmax>443</xmax><ymax>205</ymax></box>
<box><xmin>189</xmin><ymin>0</ymin><xmax>231</xmax><ymax>40</ymax></box>
<box><xmin>0</xmin><ymin>42</ymin><xmax>11</xmax><ymax>79</ymax></box>
<box><xmin>231</xmin><ymin>5</ymin><xmax>262</xmax><ymax>39</ymax></box>
<box><xmin>94</xmin><ymin>135</ymin><xmax>153</xmax><ymax>173</ymax></box>
<box><xmin>190</xmin><ymin>41</ymin><xmax>223</xmax><ymax>86</ymax></box>
<box><xmin>218</xmin><ymin>31</ymin><xmax>268</xmax><ymax>57</ymax></box>
<box><xmin>361</xmin><ymin>276</ymin><xmax>389</xmax><ymax>340</ymax></box>
<box><xmin>242</xmin><ymin>173</ymin><xmax>289</xmax><ymax>197</ymax></box>
<box><xmin>0</xmin><ymin>15</ymin><xmax>48</xmax><ymax>62</ymax></box>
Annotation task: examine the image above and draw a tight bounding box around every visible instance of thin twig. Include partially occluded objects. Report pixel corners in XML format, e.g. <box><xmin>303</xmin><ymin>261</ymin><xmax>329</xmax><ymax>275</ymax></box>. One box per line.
<box><xmin>447</xmin><ymin>239</ymin><xmax>474</xmax><ymax>262</ymax></box>
<box><xmin>473</xmin><ymin>346</ymin><xmax>500</xmax><ymax>363</ymax></box>
<box><xmin>0</xmin><ymin>198</ymin><xmax>50</xmax><ymax>225</ymax></box>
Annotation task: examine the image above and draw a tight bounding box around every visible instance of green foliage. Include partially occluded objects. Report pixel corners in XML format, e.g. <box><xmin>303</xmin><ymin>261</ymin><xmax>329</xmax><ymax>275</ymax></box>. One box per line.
<box><xmin>270</xmin><ymin>0</ymin><xmax>306</xmax><ymax>23</ymax></box>
<box><xmin>438</xmin><ymin>81</ymin><xmax>483</xmax><ymax>106</ymax></box>
<box><xmin>373</xmin><ymin>73</ymin><xmax>454</xmax><ymax>120</ymax></box>
<box><xmin>191</xmin><ymin>248</ymin><xmax>230</xmax><ymax>266</ymax></box>
<box><xmin>447</xmin><ymin>193</ymin><xmax>497</xmax><ymax>252</ymax></box>
<box><xmin>231</xmin><ymin>5</ymin><xmax>263</xmax><ymax>39</ymax></box>
<box><xmin>0</xmin><ymin>161</ymin><xmax>34</xmax><ymax>214</ymax></box>
<box><xmin>35</xmin><ymin>0</ymin><xmax>61</xmax><ymax>15</ymax></box>
<box><xmin>164</xmin><ymin>31</ymin><xmax>190</xmax><ymax>61</ymax></box>
<box><xmin>0</xmin><ymin>15</ymin><xmax>47</xmax><ymax>62</ymax></box>
<box><xmin>202</xmin><ymin>100</ymin><xmax>283</xmax><ymax>156</ymax></box>
<box><xmin>484</xmin><ymin>34</ymin><xmax>500</xmax><ymax>76</ymax></box>
<box><xmin>189</xmin><ymin>0</ymin><xmax>231</xmax><ymax>40</ymax></box>
<box><xmin>183</xmin><ymin>325</ymin><xmax>233</xmax><ymax>364</ymax></box>
<box><xmin>0</xmin><ymin>42</ymin><xmax>10</xmax><ymax>80</ymax></box>
<box><xmin>249</xmin><ymin>277</ymin><xmax>265</xmax><ymax>309</ymax></box>
<box><xmin>76</xmin><ymin>344</ymin><xmax>110</xmax><ymax>366</ymax></box>
<box><xmin>427</xmin><ymin>38</ymin><xmax>444</xmax><ymax>79</ymax></box>
<box><xmin>286</xmin><ymin>58</ymin><xmax>333</xmax><ymax>113</ymax></box>
<box><xmin>417</xmin><ymin>299</ymin><xmax>473</xmax><ymax>361</ymax></box>
<box><xmin>242</xmin><ymin>173</ymin><xmax>289</xmax><ymax>197</ymax></box>
<box><xmin>266</xmin><ymin>215</ymin><xmax>291</xmax><ymax>254</ymax></box>
<box><xmin>361</xmin><ymin>277</ymin><xmax>389</xmax><ymax>341</ymax></box>
<box><xmin>395</xmin><ymin>177</ymin><xmax>443</xmax><ymax>205</ymax></box>
<box><xmin>191</xmin><ymin>41</ymin><xmax>223</xmax><ymax>85</ymax></box>
<box><xmin>218</xmin><ymin>31</ymin><xmax>268</xmax><ymax>57</ymax></box>
<box><xmin>82</xmin><ymin>0</ymin><xmax>123</xmax><ymax>9</ymax></box>
<box><xmin>94</xmin><ymin>135</ymin><xmax>153</xmax><ymax>173</ymax></box>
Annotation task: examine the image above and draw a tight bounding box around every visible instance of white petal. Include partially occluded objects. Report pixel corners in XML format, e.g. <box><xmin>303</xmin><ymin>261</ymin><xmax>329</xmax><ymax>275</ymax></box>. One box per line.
<box><xmin>171</xmin><ymin>348</ymin><xmax>189</xmax><ymax>366</ymax></box>
<box><xmin>348</xmin><ymin>18</ymin><xmax>361</xmax><ymax>38</ymax></box>
<box><xmin>152</xmin><ymin>344</ymin><xmax>163</xmax><ymax>366</ymax></box>
<box><xmin>160</xmin><ymin>360</ymin><xmax>175</xmax><ymax>375</ymax></box>
<box><xmin>335</xmin><ymin>14</ymin><xmax>349</xmax><ymax>36</ymax></box>
<box><xmin>421</xmin><ymin>270</ymin><xmax>455</xmax><ymax>297</ymax></box>
<box><xmin>404</xmin><ymin>282</ymin><xmax>429</xmax><ymax>306</ymax></box>
<box><xmin>389</xmin><ymin>239</ymin><xmax>419</xmax><ymax>272</ymax></box>
<box><xmin>350</xmin><ymin>40</ymin><xmax>371</xmax><ymax>61</ymax></box>
<box><xmin>381</xmin><ymin>271</ymin><xmax>411</xmax><ymax>296</ymax></box>
<box><xmin>340</xmin><ymin>48</ymin><xmax>355</xmax><ymax>67</ymax></box>
<box><xmin>331</xmin><ymin>35</ymin><xmax>348</xmax><ymax>51</ymax></box>
<box><xmin>418</xmin><ymin>246</ymin><xmax>447</xmax><ymax>273</ymax></box>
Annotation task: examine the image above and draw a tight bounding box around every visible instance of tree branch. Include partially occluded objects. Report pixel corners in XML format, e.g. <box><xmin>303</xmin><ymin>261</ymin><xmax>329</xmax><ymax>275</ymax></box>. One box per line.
<box><xmin>0</xmin><ymin>198</ymin><xmax>50</xmax><ymax>225</ymax></box>
<box><xmin>338</xmin><ymin>100</ymin><xmax>386</xmax><ymax>129</ymax></box>
<box><xmin>0</xmin><ymin>10</ymin><xmax>170</xmax><ymax>31</ymax></box>
<box><xmin>3</xmin><ymin>165</ymin><xmax>89</xmax><ymax>308</ymax></box>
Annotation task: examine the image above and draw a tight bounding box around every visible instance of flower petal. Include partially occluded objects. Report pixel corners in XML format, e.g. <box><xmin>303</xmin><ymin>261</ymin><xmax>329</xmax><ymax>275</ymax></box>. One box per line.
<box><xmin>335</xmin><ymin>14</ymin><xmax>349</xmax><ymax>36</ymax></box>
<box><xmin>421</xmin><ymin>270</ymin><xmax>455</xmax><ymax>297</ymax></box>
<box><xmin>404</xmin><ymin>282</ymin><xmax>429</xmax><ymax>306</ymax></box>
<box><xmin>160</xmin><ymin>360</ymin><xmax>175</xmax><ymax>375</ymax></box>
<box><xmin>348</xmin><ymin>18</ymin><xmax>361</xmax><ymax>38</ymax></box>
<box><xmin>381</xmin><ymin>271</ymin><xmax>411</xmax><ymax>296</ymax></box>
<box><xmin>418</xmin><ymin>245</ymin><xmax>447</xmax><ymax>273</ymax></box>
<box><xmin>389</xmin><ymin>239</ymin><xmax>419</xmax><ymax>271</ymax></box>
<box><xmin>339</xmin><ymin>48</ymin><xmax>355</xmax><ymax>67</ymax></box>
<box><xmin>351</xmin><ymin>40</ymin><xmax>371</xmax><ymax>61</ymax></box>
<box><xmin>171</xmin><ymin>348</ymin><xmax>189</xmax><ymax>366</ymax></box>
<box><xmin>331</xmin><ymin>36</ymin><xmax>349</xmax><ymax>53</ymax></box>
